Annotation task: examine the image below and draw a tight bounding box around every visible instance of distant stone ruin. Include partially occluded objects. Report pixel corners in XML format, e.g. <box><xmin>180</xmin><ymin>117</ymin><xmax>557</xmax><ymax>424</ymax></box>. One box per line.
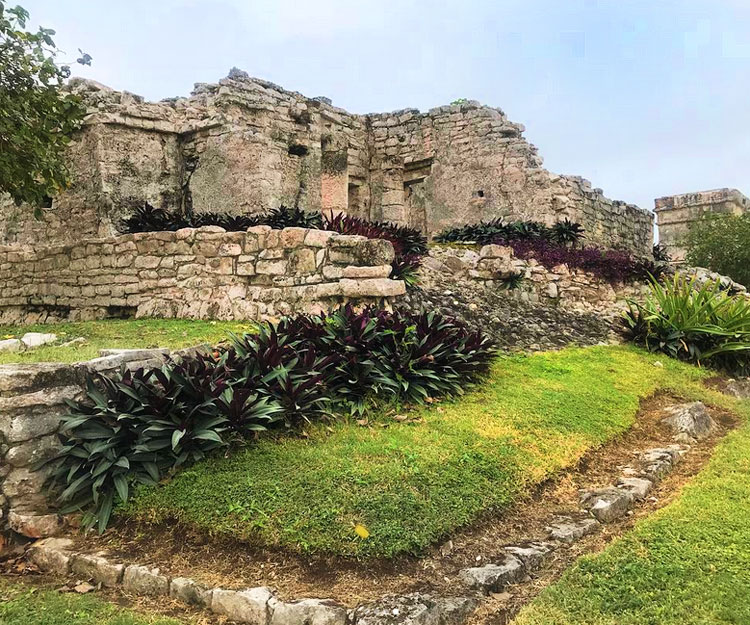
<box><xmin>0</xmin><ymin>69</ymin><xmax>653</xmax><ymax>254</ymax></box>
<box><xmin>655</xmin><ymin>188</ymin><xmax>750</xmax><ymax>261</ymax></box>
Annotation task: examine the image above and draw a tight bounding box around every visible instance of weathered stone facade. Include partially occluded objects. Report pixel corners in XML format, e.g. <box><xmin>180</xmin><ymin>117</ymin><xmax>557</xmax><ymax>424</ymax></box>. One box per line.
<box><xmin>0</xmin><ymin>70</ymin><xmax>653</xmax><ymax>254</ymax></box>
<box><xmin>0</xmin><ymin>226</ymin><xmax>403</xmax><ymax>325</ymax></box>
<box><xmin>655</xmin><ymin>188</ymin><xmax>750</xmax><ymax>261</ymax></box>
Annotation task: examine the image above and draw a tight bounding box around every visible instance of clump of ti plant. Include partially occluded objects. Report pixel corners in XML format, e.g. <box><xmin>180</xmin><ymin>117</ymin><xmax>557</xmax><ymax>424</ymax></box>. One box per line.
<box><xmin>42</xmin><ymin>306</ymin><xmax>495</xmax><ymax>532</ymax></box>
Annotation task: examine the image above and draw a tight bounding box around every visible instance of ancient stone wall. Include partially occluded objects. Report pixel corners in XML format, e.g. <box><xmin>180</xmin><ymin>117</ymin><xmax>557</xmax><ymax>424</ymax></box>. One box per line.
<box><xmin>0</xmin><ymin>70</ymin><xmax>653</xmax><ymax>255</ymax></box>
<box><xmin>654</xmin><ymin>188</ymin><xmax>750</xmax><ymax>261</ymax></box>
<box><xmin>0</xmin><ymin>348</ymin><xmax>199</xmax><ymax>538</ymax></box>
<box><xmin>367</xmin><ymin>104</ymin><xmax>653</xmax><ymax>252</ymax></box>
<box><xmin>0</xmin><ymin>226</ymin><xmax>403</xmax><ymax>325</ymax></box>
<box><xmin>423</xmin><ymin>245</ymin><xmax>647</xmax><ymax>315</ymax></box>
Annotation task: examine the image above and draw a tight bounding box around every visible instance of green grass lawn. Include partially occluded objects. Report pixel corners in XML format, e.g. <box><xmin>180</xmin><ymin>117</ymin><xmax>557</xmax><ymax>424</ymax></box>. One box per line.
<box><xmin>0</xmin><ymin>319</ymin><xmax>256</xmax><ymax>364</ymax></box>
<box><xmin>0</xmin><ymin>577</ymin><xmax>188</xmax><ymax>625</ymax></box>
<box><xmin>513</xmin><ymin>396</ymin><xmax>750</xmax><ymax>625</ymax></box>
<box><xmin>124</xmin><ymin>345</ymin><xmax>732</xmax><ymax>558</ymax></box>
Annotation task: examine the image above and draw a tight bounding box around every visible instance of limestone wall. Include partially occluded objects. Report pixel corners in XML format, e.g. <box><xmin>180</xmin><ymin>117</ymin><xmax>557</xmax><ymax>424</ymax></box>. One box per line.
<box><xmin>423</xmin><ymin>245</ymin><xmax>647</xmax><ymax>315</ymax></box>
<box><xmin>655</xmin><ymin>188</ymin><xmax>750</xmax><ymax>261</ymax></box>
<box><xmin>0</xmin><ymin>349</ymin><xmax>177</xmax><ymax>538</ymax></box>
<box><xmin>0</xmin><ymin>226</ymin><xmax>404</xmax><ymax>325</ymax></box>
<box><xmin>0</xmin><ymin>70</ymin><xmax>653</xmax><ymax>255</ymax></box>
<box><xmin>367</xmin><ymin>104</ymin><xmax>653</xmax><ymax>252</ymax></box>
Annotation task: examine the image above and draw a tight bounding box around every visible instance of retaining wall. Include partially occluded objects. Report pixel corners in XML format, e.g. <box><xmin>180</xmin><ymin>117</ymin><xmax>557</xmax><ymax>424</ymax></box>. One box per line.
<box><xmin>0</xmin><ymin>226</ymin><xmax>405</xmax><ymax>325</ymax></box>
<box><xmin>0</xmin><ymin>349</ymin><xmax>182</xmax><ymax>538</ymax></box>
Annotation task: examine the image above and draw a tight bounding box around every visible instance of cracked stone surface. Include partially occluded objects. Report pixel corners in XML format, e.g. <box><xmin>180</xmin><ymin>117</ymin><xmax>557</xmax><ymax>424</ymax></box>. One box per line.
<box><xmin>28</xmin><ymin>537</ymin><xmax>74</xmax><ymax>574</ymax></box>
<box><xmin>617</xmin><ymin>476</ymin><xmax>653</xmax><ymax>500</ymax></box>
<box><xmin>211</xmin><ymin>587</ymin><xmax>274</xmax><ymax>624</ymax></box>
<box><xmin>458</xmin><ymin>555</ymin><xmax>524</xmax><ymax>593</ymax></box>
<box><xmin>270</xmin><ymin>598</ymin><xmax>347</xmax><ymax>625</ymax></box>
<box><xmin>70</xmin><ymin>553</ymin><xmax>125</xmax><ymax>587</ymax></box>
<box><xmin>503</xmin><ymin>542</ymin><xmax>555</xmax><ymax>570</ymax></box>
<box><xmin>169</xmin><ymin>577</ymin><xmax>213</xmax><ymax>607</ymax></box>
<box><xmin>581</xmin><ymin>487</ymin><xmax>634</xmax><ymax>523</ymax></box>
<box><xmin>352</xmin><ymin>594</ymin><xmax>476</xmax><ymax>625</ymax></box>
<box><xmin>662</xmin><ymin>402</ymin><xmax>716</xmax><ymax>440</ymax></box>
<box><xmin>122</xmin><ymin>564</ymin><xmax>170</xmax><ymax>596</ymax></box>
<box><xmin>546</xmin><ymin>517</ymin><xmax>599</xmax><ymax>543</ymax></box>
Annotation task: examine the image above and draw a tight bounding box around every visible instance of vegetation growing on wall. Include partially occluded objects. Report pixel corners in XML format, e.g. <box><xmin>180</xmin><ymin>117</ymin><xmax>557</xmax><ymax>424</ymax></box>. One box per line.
<box><xmin>42</xmin><ymin>306</ymin><xmax>494</xmax><ymax>532</ymax></box>
<box><xmin>685</xmin><ymin>213</ymin><xmax>750</xmax><ymax>288</ymax></box>
<box><xmin>624</xmin><ymin>273</ymin><xmax>750</xmax><ymax>375</ymax></box>
<box><xmin>119</xmin><ymin>203</ymin><xmax>428</xmax><ymax>286</ymax></box>
<box><xmin>434</xmin><ymin>218</ymin><xmax>585</xmax><ymax>246</ymax></box>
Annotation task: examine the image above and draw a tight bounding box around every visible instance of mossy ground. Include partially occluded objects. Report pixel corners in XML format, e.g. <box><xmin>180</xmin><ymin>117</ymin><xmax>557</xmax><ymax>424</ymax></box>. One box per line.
<box><xmin>0</xmin><ymin>319</ymin><xmax>256</xmax><ymax>364</ymax></box>
<box><xmin>125</xmin><ymin>345</ymin><xmax>721</xmax><ymax>558</ymax></box>
<box><xmin>513</xmin><ymin>391</ymin><xmax>750</xmax><ymax>625</ymax></box>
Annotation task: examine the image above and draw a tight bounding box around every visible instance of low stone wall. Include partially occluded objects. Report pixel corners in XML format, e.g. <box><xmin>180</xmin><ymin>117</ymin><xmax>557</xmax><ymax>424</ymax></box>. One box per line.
<box><xmin>423</xmin><ymin>245</ymin><xmax>647</xmax><ymax>315</ymax></box>
<box><xmin>0</xmin><ymin>349</ymin><xmax>184</xmax><ymax>538</ymax></box>
<box><xmin>0</xmin><ymin>226</ymin><xmax>405</xmax><ymax>324</ymax></box>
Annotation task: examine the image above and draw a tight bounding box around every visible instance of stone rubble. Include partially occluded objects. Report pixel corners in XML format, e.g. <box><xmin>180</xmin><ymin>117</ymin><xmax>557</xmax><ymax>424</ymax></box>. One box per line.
<box><xmin>0</xmin><ymin>332</ymin><xmax>57</xmax><ymax>353</ymax></box>
<box><xmin>662</xmin><ymin>402</ymin><xmax>717</xmax><ymax>442</ymax></box>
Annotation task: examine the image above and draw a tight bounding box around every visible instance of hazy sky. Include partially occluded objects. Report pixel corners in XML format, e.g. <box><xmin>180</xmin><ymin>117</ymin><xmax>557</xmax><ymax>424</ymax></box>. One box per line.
<box><xmin>22</xmin><ymin>0</ymin><xmax>750</xmax><ymax>211</ymax></box>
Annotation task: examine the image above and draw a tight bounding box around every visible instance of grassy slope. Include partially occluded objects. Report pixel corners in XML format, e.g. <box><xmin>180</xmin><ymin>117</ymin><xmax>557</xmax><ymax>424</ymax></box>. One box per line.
<box><xmin>513</xmin><ymin>397</ymin><xmax>750</xmax><ymax>625</ymax></box>
<box><xmin>0</xmin><ymin>577</ymin><xmax>187</xmax><ymax>625</ymax></box>
<box><xmin>125</xmin><ymin>345</ymin><xmax>720</xmax><ymax>558</ymax></box>
<box><xmin>0</xmin><ymin>319</ymin><xmax>256</xmax><ymax>364</ymax></box>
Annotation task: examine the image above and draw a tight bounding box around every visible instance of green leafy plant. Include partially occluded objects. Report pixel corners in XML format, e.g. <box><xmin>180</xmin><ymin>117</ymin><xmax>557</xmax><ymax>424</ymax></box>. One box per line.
<box><xmin>623</xmin><ymin>273</ymin><xmax>750</xmax><ymax>375</ymax></box>
<box><xmin>0</xmin><ymin>2</ymin><xmax>89</xmax><ymax>212</ymax></box>
<box><xmin>43</xmin><ymin>306</ymin><xmax>495</xmax><ymax>531</ymax></box>
<box><xmin>434</xmin><ymin>218</ymin><xmax>585</xmax><ymax>246</ymax></box>
<box><xmin>685</xmin><ymin>213</ymin><xmax>750</xmax><ymax>288</ymax></box>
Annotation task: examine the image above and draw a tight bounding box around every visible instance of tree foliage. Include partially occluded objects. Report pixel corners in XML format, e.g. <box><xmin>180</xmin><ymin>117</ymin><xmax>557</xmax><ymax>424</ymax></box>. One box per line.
<box><xmin>0</xmin><ymin>2</ymin><xmax>88</xmax><ymax>212</ymax></box>
<box><xmin>685</xmin><ymin>213</ymin><xmax>750</xmax><ymax>288</ymax></box>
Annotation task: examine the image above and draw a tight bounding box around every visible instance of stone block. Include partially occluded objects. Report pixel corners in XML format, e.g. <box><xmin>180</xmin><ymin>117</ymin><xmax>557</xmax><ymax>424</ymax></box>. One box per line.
<box><xmin>256</xmin><ymin>260</ymin><xmax>288</xmax><ymax>276</ymax></box>
<box><xmin>71</xmin><ymin>553</ymin><xmax>125</xmax><ymax>587</ymax></box>
<box><xmin>340</xmin><ymin>278</ymin><xmax>406</xmax><ymax>298</ymax></box>
<box><xmin>270</xmin><ymin>598</ymin><xmax>347</xmax><ymax>625</ymax></box>
<box><xmin>288</xmin><ymin>248</ymin><xmax>317</xmax><ymax>275</ymax></box>
<box><xmin>304</xmin><ymin>230</ymin><xmax>334</xmax><ymax>248</ymax></box>
<box><xmin>503</xmin><ymin>542</ymin><xmax>554</xmax><ymax>570</ymax></box>
<box><xmin>581</xmin><ymin>487</ymin><xmax>634</xmax><ymax>523</ymax></box>
<box><xmin>662</xmin><ymin>402</ymin><xmax>716</xmax><ymax>440</ymax></box>
<box><xmin>211</xmin><ymin>587</ymin><xmax>275</xmax><ymax>624</ymax></box>
<box><xmin>169</xmin><ymin>577</ymin><xmax>213</xmax><ymax>606</ymax></box>
<box><xmin>546</xmin><ymin>517</ymin><xmax>599</xmax><ymax>543</ymax></box>
<box><xmin>123</xmin><ymin>564</ymin><xmax>170</xmax><ymax>596</ymax></box>
<box><xmin>617</xmin><ymin>476</ymin><xmax>653</xmax><ymax>500</ymax></box>
<box><xmin>458</xmin><ymin>555</ymin><xmax>524</xmax><ymax>593</ymax></box>
<box><xmin>8</xmin><ymin>512</ymin><xmax>60</xmax><ymax>538</ymax></box>
<box><xmin>5</xmin><ymin>434</ymin><xmax>61</xmax><ymax>467</ymax></box>
<box><xmin>0</xmin><ymin>339</ymin><xmax>24</xmax><ymax>353</ymax></box>
<box><xmin>341</xmin><ymin>264</ymin><xmax>392</xmax><ymax>279</ymax></box>
<box><xmin>28</xmin><ymin>537</ymin><xmax>74</xmax><ymax>573</ymax></box>
<box><xmin>279</xmin><ymin>227</ymin><xmax>308</xmax><ymax>249</ymax></box>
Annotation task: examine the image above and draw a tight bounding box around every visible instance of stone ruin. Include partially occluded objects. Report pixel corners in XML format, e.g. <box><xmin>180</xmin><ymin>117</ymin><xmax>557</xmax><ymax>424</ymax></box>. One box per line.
<box><xmin>655</xmin><ymin>188</ymin><xmax>750</xmax><ymax>261</ymax></box>
<box><xmin>0</xmin><ymin>68</ymin><xmax>653</xmax><ymax>255</ymax></box>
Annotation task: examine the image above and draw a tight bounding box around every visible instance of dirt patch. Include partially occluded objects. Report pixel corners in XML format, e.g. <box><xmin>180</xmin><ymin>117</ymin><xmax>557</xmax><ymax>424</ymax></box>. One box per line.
<box><xmin>62</xmin><ymin>391</ymin><xmax>737</xmax><ymax>614</ymax></box>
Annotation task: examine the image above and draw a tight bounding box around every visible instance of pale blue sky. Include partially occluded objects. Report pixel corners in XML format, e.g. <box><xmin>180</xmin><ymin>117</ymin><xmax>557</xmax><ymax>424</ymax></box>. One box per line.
<box><xmin>22</xmin><ymin>0</ymin><xmax>750</xmax><ymax>211</ymax></box>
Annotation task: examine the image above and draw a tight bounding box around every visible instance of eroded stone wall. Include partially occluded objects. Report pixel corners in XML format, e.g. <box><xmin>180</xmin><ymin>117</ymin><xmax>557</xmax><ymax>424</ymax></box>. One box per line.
<box><xmin>0</xmin><ymin>226</ymin><xmax>403</xmax><ymax>325</ymax></box>
<box><xmin>655</xmin><ymin>188</ymin><xmax>750</xmax><ymax>261</ymax></box>
<box><xmin>0</xmin><ymin>70</ymin><xmax>653</xmax><ymax>254</ymax></box>
<box><xmin>0</xmin><ymin>348</ymin><xmax>197</xmax><ymax>538</ymax></box>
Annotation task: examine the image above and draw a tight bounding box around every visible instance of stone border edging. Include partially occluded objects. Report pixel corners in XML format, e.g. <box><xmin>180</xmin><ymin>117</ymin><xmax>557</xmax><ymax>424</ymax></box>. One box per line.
<box><xmin>23</xmin><ymin>401</ymin><xmax>716</xmax><ymax>624</ymax></box>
